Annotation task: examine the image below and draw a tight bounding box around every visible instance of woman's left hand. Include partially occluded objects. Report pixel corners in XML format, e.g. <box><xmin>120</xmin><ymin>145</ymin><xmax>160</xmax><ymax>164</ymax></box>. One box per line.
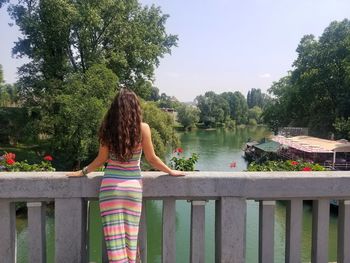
<box><xmin>66</xmin><ymin>170</ymin><xmax>84</xmax><ymax>177</ymax></box>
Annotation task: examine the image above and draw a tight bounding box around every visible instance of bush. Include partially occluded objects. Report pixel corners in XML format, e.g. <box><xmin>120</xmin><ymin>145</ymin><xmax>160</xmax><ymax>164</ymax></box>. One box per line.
<box><xmin>0</xmin><ymin>152</ymin><xmax>55</xmax><ymax>172</ymax></box>
<box><xmin>170</xmin><ymin>148</ymin><xmax>199</xmax><ymax>171</ymax></box>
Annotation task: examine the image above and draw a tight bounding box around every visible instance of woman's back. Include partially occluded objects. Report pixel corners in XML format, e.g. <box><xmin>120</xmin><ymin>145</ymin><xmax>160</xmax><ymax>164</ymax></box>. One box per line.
<box><xmin>104</xmin><ymin>145</ymin><xmax>142</xmax><ymax>179</ymax></box>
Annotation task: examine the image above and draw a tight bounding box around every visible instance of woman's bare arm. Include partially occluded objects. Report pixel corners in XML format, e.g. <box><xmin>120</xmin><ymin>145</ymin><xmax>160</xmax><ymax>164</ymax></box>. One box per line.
<box><xmin>66</xmin><ymin>144</ymin><xmax>109</xmax><ymax>177</ymax></box>
<box><xmin>141</xmin><ymin>122</ymin><xmax>185</xmax><ymax>176</ymax></box>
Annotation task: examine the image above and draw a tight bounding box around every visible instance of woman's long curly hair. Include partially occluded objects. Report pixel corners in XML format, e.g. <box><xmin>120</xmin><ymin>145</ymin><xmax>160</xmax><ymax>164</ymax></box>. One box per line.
<box><xmin>99</xmin><ymin>88</ymin><xmax>142</xmax><ymax>161</ymax></box>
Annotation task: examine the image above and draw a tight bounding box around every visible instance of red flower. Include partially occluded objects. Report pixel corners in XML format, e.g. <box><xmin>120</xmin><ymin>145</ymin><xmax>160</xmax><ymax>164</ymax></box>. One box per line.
<box><xmin>302</xmin><ymin>167</ymin><xmax>312</xmax><ymax>171</ymax></box>
<box><xmin>174</xmin><ymin>148</ymin><xmax>184</xmax><ymax>153</ymax></box>
<box><xmin>6</xmin><ymin>158</ymin><xmax>15</xmax><ymax>165</ymax></box>
<box><xmin>291</xmin><ymin>161</ymin><xmax>299</xmax><ymax>166</ymax></box>
<box><xmin>4</xmin><ymin>153</ymin><xmax>16</xmax><ymax>161</ymax></box>
<box><xmin>44</xmin><ymin>155</ymin><xmax>53</xmax><ymax>161</ymax></box>
<box><xmin>229</xmin><ymin>161</ymin><xmax>236</xmax><ymax>168</ymax></box>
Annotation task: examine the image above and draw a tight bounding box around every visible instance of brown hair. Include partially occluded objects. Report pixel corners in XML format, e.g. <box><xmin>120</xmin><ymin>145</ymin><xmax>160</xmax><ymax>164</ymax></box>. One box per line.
<box><xmin>99</xmin><ymin>88</ymin><xmax>142</xmax><ymax>161</ymax></box>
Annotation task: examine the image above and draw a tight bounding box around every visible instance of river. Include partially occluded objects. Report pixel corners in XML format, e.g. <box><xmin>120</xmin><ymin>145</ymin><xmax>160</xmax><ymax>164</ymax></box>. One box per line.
<box><xmin>16</xmin><ymin>126</ymin><xmax>338</xmax><ymax>262</ymax></box>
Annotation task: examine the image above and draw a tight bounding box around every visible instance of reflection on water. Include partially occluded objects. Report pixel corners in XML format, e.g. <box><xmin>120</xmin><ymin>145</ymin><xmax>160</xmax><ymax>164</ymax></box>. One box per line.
<box><xmin>16</xmin><ymin>126</ymin><xmax>338</xmax><ymax>262</ymax></box>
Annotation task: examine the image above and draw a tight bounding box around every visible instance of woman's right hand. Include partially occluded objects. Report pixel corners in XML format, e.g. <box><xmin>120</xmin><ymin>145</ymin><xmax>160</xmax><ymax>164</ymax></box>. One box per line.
<box><xmin>169</xmin><ymin>170</ymin><xmax>186</xmax><ymax>177</ymax></box>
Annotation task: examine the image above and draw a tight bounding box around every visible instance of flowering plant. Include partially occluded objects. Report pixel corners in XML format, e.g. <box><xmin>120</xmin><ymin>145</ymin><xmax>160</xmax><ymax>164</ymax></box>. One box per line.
<box><xmin>170</xmin><ymin>148</ymin><xmax>199</xmax><ymax>171</ymax></box>
<box><xmin>0</xmin><ymin>152</ymin><xmax>55</xmax><ymax>172</ymax></box>
<box><xmin>247</xmin><ymin>160</ymin><xmax>326</xmax><ymax>172</ymax></box>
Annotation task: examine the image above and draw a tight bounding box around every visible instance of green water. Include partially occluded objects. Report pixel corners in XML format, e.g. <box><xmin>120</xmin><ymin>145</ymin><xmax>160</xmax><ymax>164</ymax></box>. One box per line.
<box><xmin>16</xmin><ymin>126</ymin><xmax>338</xmax><ymax>262</ymax></box>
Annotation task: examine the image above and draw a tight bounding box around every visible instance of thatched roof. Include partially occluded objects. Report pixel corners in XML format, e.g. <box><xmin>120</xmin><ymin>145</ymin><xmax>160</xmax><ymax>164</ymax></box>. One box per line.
<box><xmin>271</xmin><ymin>135</ymin><xmax>350</xmax><ymax>153</ymax></box>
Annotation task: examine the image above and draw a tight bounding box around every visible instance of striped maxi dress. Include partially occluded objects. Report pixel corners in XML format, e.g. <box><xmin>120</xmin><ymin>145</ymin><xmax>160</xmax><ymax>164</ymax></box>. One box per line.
<box><xmin>99</xmin><ymin>146</ymin><xmax>143</xmax><ymax>263</ymax></box>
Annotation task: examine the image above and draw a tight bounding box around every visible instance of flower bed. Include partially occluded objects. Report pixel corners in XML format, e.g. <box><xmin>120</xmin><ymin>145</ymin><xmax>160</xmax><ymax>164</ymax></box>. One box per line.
<box><xmin>247</xmin><ymin>160</ymin><xmax>326</xmax><ymax>172</ymax></box>
<box><xmin>0</xmin><ymin>152</ymin><xmax>55</xmax><ymax>172</ymax></box>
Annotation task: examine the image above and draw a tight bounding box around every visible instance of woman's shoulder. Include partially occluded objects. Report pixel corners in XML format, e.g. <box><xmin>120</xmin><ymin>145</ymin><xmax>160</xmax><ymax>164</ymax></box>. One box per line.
<box><xmin>141</xmin><ymin>122</ymin><xmax>152</xmax><ymax>141</ymax></box>
<box><xmin>141</xmin><ymin>122</ymin><xmax>150</xmax><ymax>130</ymax></box>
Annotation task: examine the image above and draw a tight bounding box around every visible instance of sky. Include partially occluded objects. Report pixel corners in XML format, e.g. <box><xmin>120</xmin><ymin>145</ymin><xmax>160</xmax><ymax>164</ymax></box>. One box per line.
<box><xmin>1</xmin><ymin>1</ymin><xmax>350</xmax><ymax>102</ymax></box>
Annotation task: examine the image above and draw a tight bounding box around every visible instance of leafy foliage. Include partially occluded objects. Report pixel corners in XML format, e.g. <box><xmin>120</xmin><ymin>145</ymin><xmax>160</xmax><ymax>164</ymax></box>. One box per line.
<box><xmin>195</xmin><ymin>91</ymin><xmax>229</xmax><ymax>127</ymax></box>
<box><xmin>333</xmin><ymin>117</ymin><xmax>350</xmax><ymax>140</ymax></box>
<box><xmin>247</xmin><ymin>88</ymin><xmax>270</xmax><ymax>109</ymax></box>
<box><xmin>141</xmin><ymin>101</ymin><xmax>179</xmax><ymax>157</ymax></box>
<box><xmin>263</xmin><ymin>20</ymin><xmax>350</xmax><ymax>138</ymax></box>
<box><xmin>3</xmin><ymin>0</ymin><xmax>178</xmax><ymax>169</ymax></box>
<box><xmin>49</xmin><ymin>65</ymin><xmax>118</xmax><ymax>169</ymax></box>
<box><xmin>157</xmin><ymin>92</ymin><xmax>181</xmax><ymax>109</ymax></box>
<box><xmin>0</xmin><ymin>152</ymin><xmax>55</xmax><ymax>172</ymax></box>
<box><xmin>176</xmin><ymin>104</ymin><xmax>200</xmax><ymax>130</ymax></box>
<box><xmin>195</xmin><ymin>91</ymin><xmax>248</xmax><ymax>127</ymax></box>
<box><xmin>170</xmin><ymin>151</ymin><xmax>199</xmax><ymax>171</ymax></box>
<box><xmin>248</xmin><ymin>106</ymin><xmax>263</xmax><ymax>124</ymax></box>
<box><xmin>0</xmin><ymin>107</ymin><xmax>29</xmax><ymax>145</ymax></box>
<box><xmin>247</xmin><ymin>160</ymin><xmax>326</xmax><ymax>171</ymax></box>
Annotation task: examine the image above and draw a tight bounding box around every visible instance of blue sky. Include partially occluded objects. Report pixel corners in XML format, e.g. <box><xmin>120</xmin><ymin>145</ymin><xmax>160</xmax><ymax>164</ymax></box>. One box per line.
<box><xmin>1</xmin><ymin>1</ymin><xmax>350</xmax><ymax>101</ymax></box>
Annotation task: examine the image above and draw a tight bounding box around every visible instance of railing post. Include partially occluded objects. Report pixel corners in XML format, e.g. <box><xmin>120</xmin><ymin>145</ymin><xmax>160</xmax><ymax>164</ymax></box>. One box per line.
<box><xmin>311</xmin><ymin>199</ymin><xmax>329</xmax><ymax>263</ymax></box>
<box><xmin>338</xmin><ymin>200</ymin><xmax>350</xmax><ymax>263</ymax></box>
<box><xmin>190</xmin><ymin>200</ymin><xmax>206</xmax><ymax>263</ymax></box>
<box><xmin>27</xmin><ymin>201</ymin><xmax>47</xmax><ymax>263</ymax></box>
<box><xmin>0</xmin><ymin>200</ymin><xmax>16</xmax><ymax>263</ymax></box>
<box><xmin>285</xmin><ymin>199</ymin><xmax>303</xmax><ymax>263</ymax></box>
<box><xmin>162</xmin><ymin>198</ymin><xmax>176</xmax><ymax>263</ymax></box>
<box><xmin>259</xmin><ymin>200</ymin><xmax>275</xmax><ymax>263</ymax></box>
<box><xmin>215</xmin><ymin>197</ymin><xmax>246</xmax><ymax>263</ymax></box>
<box><xmin>55</xmin><ymin>198</ymin><xmax>88</xmax><ymax>263</ymax></box>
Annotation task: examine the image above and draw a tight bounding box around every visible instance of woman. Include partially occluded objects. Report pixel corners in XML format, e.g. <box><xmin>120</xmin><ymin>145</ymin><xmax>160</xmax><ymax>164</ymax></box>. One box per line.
<box><xmin>67</xmin><ymin>88</ymin><xmax>184</xmax><ymax>262</ymax></box>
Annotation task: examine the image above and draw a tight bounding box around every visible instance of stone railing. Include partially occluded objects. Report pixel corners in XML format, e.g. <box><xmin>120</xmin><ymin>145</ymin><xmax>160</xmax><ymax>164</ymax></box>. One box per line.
<box><xmin>1</xmin><ymin>171</ymin><xmax>350</xmax><ymax>263</ymax></box>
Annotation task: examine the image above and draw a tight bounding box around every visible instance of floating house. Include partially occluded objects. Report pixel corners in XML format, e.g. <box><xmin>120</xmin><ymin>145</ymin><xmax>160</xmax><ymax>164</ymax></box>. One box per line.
<box><xmin>271</xmin><ymin>135</ymin><xmax>350</xmax><ymax>170</ymax></box>
<box><xmin>243</xmin><ymin>140</ymin><xmax>280</xmax><ymax>162</ymax></box>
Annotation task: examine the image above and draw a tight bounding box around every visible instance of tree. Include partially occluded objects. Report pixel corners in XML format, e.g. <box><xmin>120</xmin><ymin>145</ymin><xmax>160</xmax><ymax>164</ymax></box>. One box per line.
<box><xmin>148</xmin><ymin>86</ymin><xmax>160</xmax><ymax>101</ymax></box>
<box><xmin>0</xmin><ymin>107</ymin><xmax>28</xmax><ymax>145</ymax></box>
<box><xmin>247</xmin><ymin>88</ymin><xmax>269</xmax><ymax>109</ymax></box>
<box><xmin>3</xmin><ymin>0</ymin><xmax>178</xmax><ymax>168</ymax></box>
<box><xmin>248</xmin><ymin>106</ymin><xmax>263</xmax><ymax>124</ymax></box>
<box><xmin>141</xmin><ymin>101</ymin><xmax>179</xmax><ymax>157</ymax></box>
<box><xmin>0</xmin><ymin>84</ymin><xmax>18</xmax><ymax>107</ymax></box>
<box><xmin>263</xmin><ymin>19</ymin><xmax>350</xmax><ymax>137</ymax></box>
<box><xmin>333</xmin><ymin>117</ymin><xmax>350</xmax><ymax>140</ymax></box>
<box><xmin>195</xmin><ymin>91</ymin><xmax>229</xmax><ymax>127</ymax></box>
<box><xmin>48</xmin><ymin>65</ymin><xmax>118</xmax><ymax>169</ymax></box>
<box><xmin>7</xmin><ymin>0</ymin><xmax>177</xmax><ymax>94</ymax></box>
<box><xmin>157</xmin><ymin>92</ymin><xmax>181</xmax><ymax>109</ymax></box>
<box><xmin>177</xmin><ymin>104</ymin><xmax>200</xmax><ymax>130</ymax></box>
<box><xmin>222</xmin><ymin>91</ymin><xmax>248</xmax><ymax>124</ymax></box>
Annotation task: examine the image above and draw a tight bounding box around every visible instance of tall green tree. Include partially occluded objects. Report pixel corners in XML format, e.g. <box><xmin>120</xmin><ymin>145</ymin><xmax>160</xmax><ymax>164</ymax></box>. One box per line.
<box><xmin>3</xmin><ymin>0</ymin><xmax>178</xmax><ymax>168</ymax></box>
<box><xmin>157</xmin><ymin>92</ymin><xmax>181</xmax><ymax>109</ymax></box>
<box><xmin>221</xmin><ymin>91</ymin><xmax>248</xmax><ymax>124</ymax></box>
<box><xmin>264</xmin><ymin>19</ymin><xmax>350</xmax><ymax>138</ymax></box>
<box><xmin>248</xmin><ymin>106</ymin><xmax>263</xmax><ymax>124</ymax></box>
<box><xmin>247</xmin><ymin>88</ymin><xmax>270</xmax><ymax>109</ymax></box>
<box><xmin>196</xmin><ymin>91</ymin><xmax>229</xmax><ymax>127</ymax></box>
<box><xmin>177</xmin><ymin>104</ymin><xmax>200</xmax><ymax>130</ymax></box>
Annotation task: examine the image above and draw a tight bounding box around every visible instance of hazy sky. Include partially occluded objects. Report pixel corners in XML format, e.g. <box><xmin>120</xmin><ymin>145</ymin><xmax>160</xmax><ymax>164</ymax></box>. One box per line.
<box><xmin>1</xmin><ymin>1</ymin><xmax>350</xmax><ymax>101</ymax></box>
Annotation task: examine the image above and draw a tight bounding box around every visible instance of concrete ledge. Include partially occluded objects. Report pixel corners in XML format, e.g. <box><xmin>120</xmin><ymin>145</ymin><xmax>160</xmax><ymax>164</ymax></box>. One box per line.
<box><xmin>0</xmin><ymin>171</ymin><xmax>350</xmax><ymax>199</ymax></box>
